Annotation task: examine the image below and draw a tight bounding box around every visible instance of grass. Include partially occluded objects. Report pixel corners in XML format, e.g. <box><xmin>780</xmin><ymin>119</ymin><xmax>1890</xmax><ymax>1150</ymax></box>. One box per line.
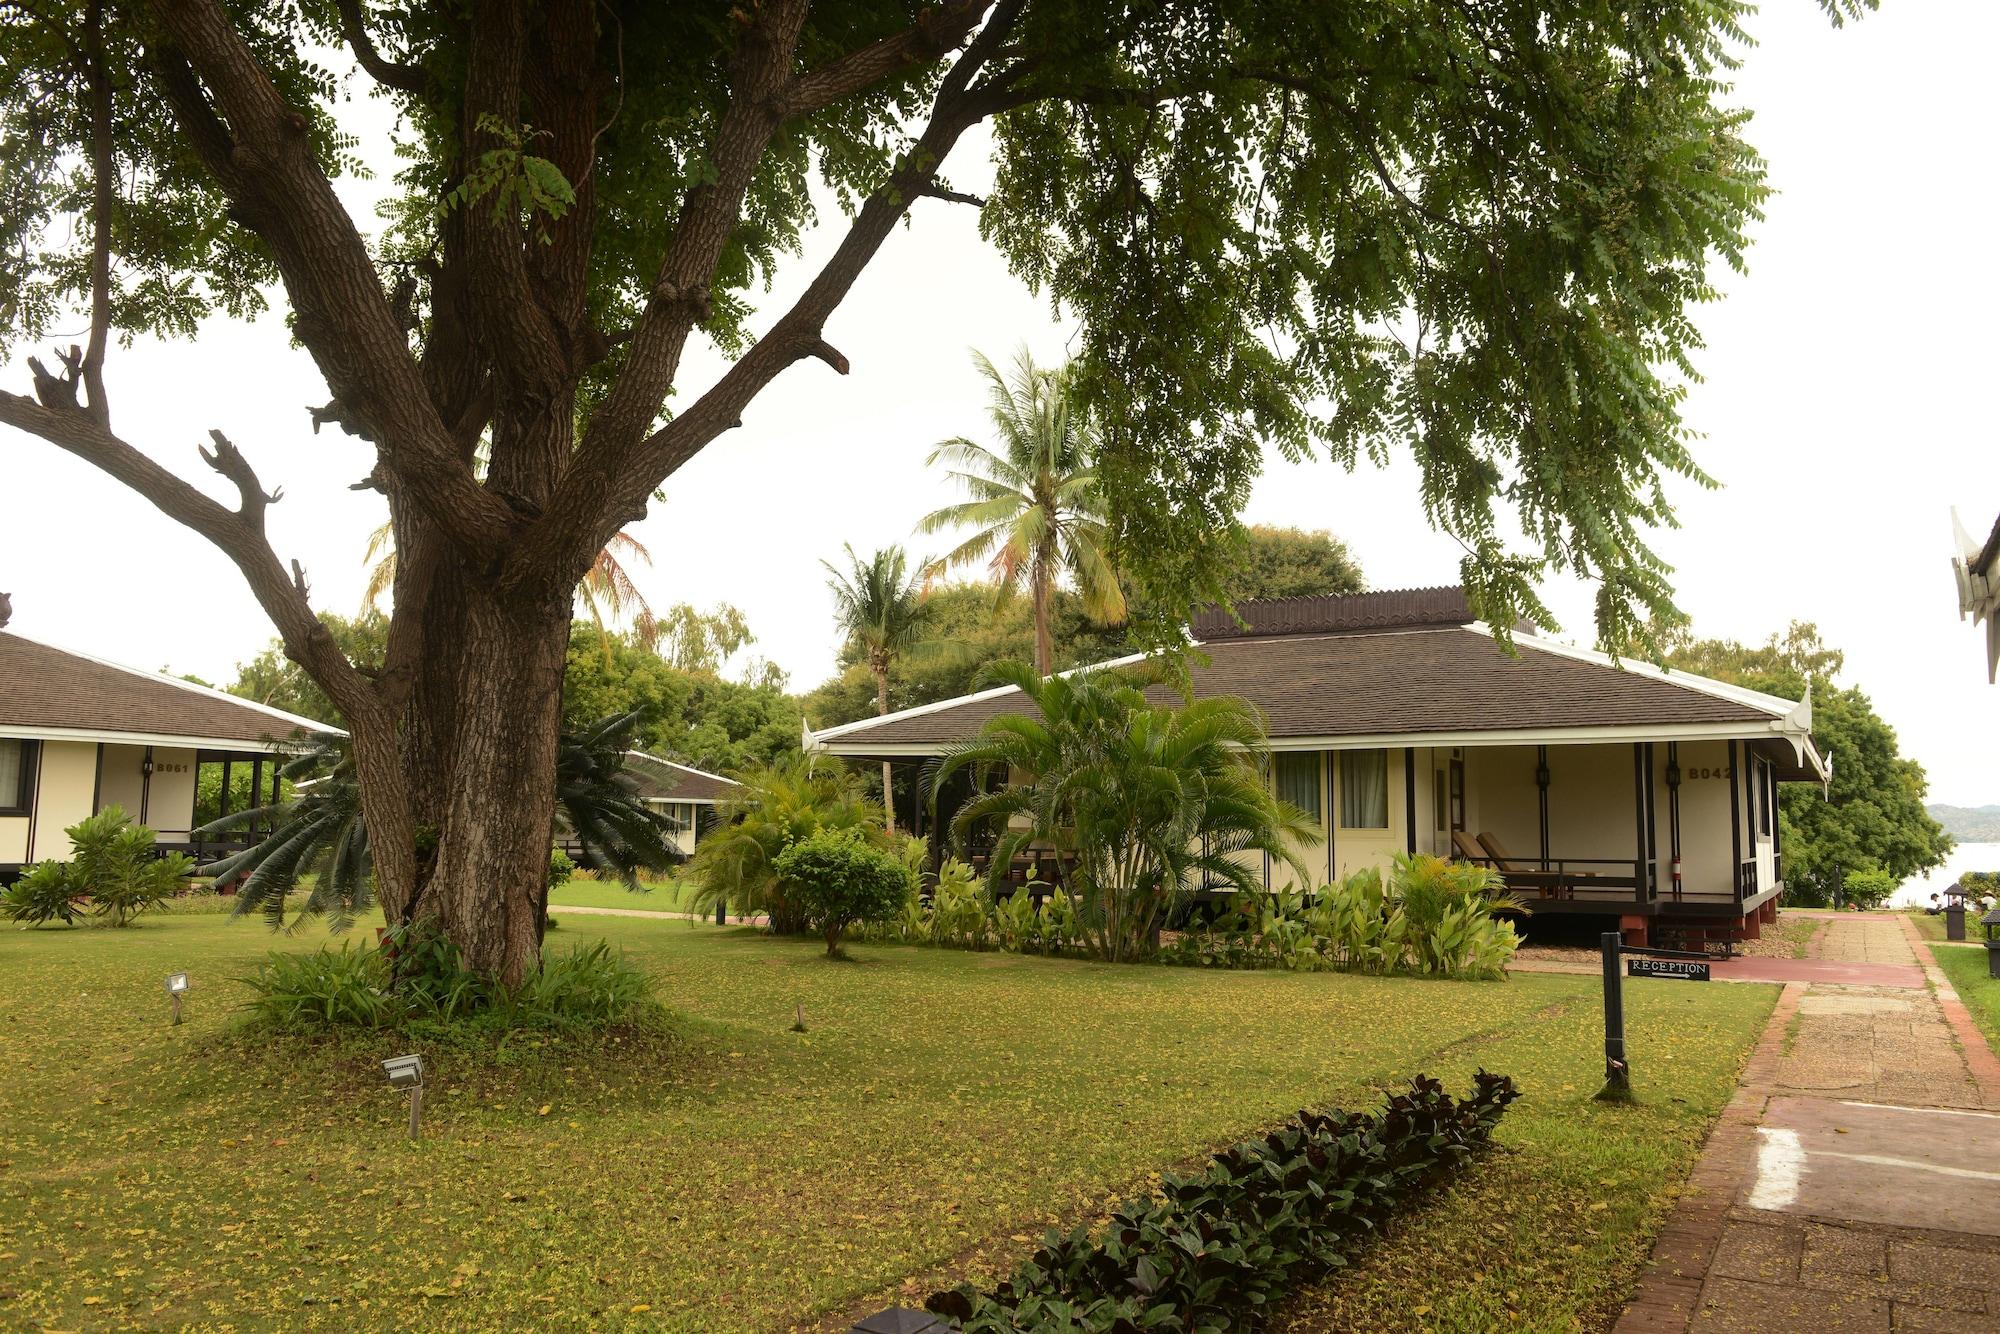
<box><xmin>546</xmin><ymin>874</ymin><xmax>701</xmax><ymax>914</ymax></box>
<box><xmin>1930</xmin><ymin>939</ymin><xmax>2000</xmax><ymax>1058</ymax></box>
<box><xmin>1905</xmin><ymin>907</ymin><xmax>1990</xmax><ymax>943</ymax></box>
<box><xmin>0</xmin><ymin>915</ymin><xmax>1774</xmax><ymax>1332</ymax></box>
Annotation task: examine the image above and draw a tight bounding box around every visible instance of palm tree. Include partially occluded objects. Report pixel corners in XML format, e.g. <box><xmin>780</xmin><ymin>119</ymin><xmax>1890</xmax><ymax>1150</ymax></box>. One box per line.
<box><xmin>934</xmin><ymin>662</ymin><xmax>1321</xmax><ymax>963</ymax></box>
<box><xmin>823</xmin><ymin>543</ymin><xmax>942</xmax><ymax>832</ymax></box>
<box><xmin>363</xmin><ymin>523</ymin><xmax>660</xmax><ymax>647</ymax></box>
<box><xmin>918</xmin><ymin>348</ymin><xmax>1126</xmax><ymax>676</ymax></box>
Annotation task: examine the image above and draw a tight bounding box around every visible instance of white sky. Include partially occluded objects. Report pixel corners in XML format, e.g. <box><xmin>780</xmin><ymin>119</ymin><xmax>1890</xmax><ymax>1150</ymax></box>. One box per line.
<box><xmin>3</xmin><ymin>2</ymin><xmax>1996</xmax><ymax>804</ymax></box>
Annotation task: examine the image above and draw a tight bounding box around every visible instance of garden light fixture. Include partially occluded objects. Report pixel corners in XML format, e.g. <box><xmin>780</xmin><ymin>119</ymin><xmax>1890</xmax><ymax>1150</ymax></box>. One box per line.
<box><xmin>382</xmin><ymin>1053</ymin><xmax>425</xmax><ymax>1140</ymax></box>
<box><xmin>164</xmin><ymin>971</ymin><xmax>189</xmax><ymax>1025</ymax></box>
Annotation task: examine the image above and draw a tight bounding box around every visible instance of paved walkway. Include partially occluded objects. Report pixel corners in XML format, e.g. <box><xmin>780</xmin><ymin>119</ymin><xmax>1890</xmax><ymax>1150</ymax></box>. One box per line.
<box><xmin>1616</xmin><ymin>913</ymin><xmax>2000</xmax><ymax>1334</ymax></box>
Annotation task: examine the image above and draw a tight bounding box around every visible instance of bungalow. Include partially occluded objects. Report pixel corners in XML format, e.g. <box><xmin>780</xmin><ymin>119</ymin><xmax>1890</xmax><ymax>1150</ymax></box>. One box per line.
<box><xmin>619</xmin><ymin>752</ymin><xmax>739</xmax><ymax>856</ymax></box>
<box><xmin>0</xmin><ymin>628</ymin><xmax>330</xmax><ymax>879</ymax></box>
<box><xmin>810</xmin><ymin>587</ymin><xmax>1827</xmax><ymax>949</ymax></box>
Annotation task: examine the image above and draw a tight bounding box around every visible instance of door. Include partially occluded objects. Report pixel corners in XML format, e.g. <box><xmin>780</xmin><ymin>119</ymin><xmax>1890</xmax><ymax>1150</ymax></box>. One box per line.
<box><xmin>1332</xmin><ymin>748</ymin><xmax>1398</xmax><ymax>879</ymax></box>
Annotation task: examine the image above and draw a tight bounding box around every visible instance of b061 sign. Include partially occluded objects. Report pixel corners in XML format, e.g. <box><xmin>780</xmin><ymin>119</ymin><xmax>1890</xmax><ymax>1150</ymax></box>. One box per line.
<box><xmin>1626</xmin><ymin>957</ymin><xmax>1711</xmax><ymax>982</ymax></box>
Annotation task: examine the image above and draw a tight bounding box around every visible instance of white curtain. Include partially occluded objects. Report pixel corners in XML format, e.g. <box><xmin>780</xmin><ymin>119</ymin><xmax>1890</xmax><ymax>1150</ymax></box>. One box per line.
<box><xmin>1340</xmin><ymin>749</ymin><xmax>1389</xmax><ymax>829</ymax></box>
<box><xmin>0</xmin><ymin>740</ymin><xmax>21</xmax><ymax>809</ymax></box>
<box><xmin>1274</xmin><ymin>752</ymin><xmax>1321</xmax><ymax>820</ymax></box>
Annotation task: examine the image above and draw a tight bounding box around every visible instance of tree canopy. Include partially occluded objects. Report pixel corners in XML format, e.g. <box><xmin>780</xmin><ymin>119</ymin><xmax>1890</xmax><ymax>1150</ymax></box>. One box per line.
<box><xmin>1218</xmin><ymin>526</ymin><xmax>1365</xmax><ymax>603</ymax></box>
<box><xmin>1663</xmin><ymin>621</ymin><xmax>1950</xmax><ymax>903</ymax></box>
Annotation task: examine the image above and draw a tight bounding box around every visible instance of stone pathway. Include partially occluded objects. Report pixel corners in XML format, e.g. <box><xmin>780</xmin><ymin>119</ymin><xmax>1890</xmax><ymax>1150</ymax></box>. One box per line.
<box><xmin>1616</xmin><ymin>913</ymin><xmax>2000</xmax><ymax>1334</ymax></box>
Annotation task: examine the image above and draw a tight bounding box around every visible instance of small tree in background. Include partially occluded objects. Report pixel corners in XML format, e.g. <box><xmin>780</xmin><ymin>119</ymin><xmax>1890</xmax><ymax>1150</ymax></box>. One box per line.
<box><xmin>1</xmin><ymin>806</ymin><xmax>191</xmax><ymax>928</ymax></box>
<box><xmin>685</xmin><ymin>756</ymin><xmax>888</xmax><ymax>935</ymax></box>
<box><xmin>1662</xmin><ymin>621</ymin><xmax>1952</xmax><ymax>905</ymax></box>
<box><xmin>824</xmin><ymin>544</ymin><xmax>953</xmax><ymax>827</ymax></box>
<box><xmin>776</xmin><ymin>827</ymin><xmax>918</xmax><ymax>957</ymax></box>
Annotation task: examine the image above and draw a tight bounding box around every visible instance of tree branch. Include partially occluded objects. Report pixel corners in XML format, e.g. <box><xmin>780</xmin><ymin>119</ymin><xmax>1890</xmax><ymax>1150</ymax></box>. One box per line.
<box><xmin>79</xmin><ymin>0</ymin><xmax>114</xmax><ymax>425</ymax></box>
<box><xmin>332</xmin><ymin>0</ymin><xmax>427</xmax><ymax>95</ymax></box>
<box><xmin>143</xmin><ymin>0</ymin><xmax>517</xmax><ymax>558</ymax></box>
<box><xmin>0</xmin><ymin>390</ymin><xmax>380</xmax><ymax>727</ymax></box>
<box><xmin>777</xmin><ymin>0</ymin><xmax>990</xmax><ymax>118</ymax></box>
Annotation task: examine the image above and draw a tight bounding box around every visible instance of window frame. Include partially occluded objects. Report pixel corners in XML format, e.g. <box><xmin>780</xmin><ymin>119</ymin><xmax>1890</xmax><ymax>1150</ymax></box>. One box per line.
<box><xmin>0</xmin><ymin>739</ymin><xmax>38</xmax><ymax>817</ymax></box>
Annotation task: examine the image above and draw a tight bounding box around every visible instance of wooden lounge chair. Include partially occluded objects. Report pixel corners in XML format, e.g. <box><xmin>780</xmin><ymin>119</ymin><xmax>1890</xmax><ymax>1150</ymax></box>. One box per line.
<box><xmin>1450</xmin><ymin>829</ymin><xmax>1489</xmax><ymax>864</ymax></box>
<box><xmin>1477</xmin><ymin>831</ymin><xmax>1588</xmax><ymax>899</ymax></box>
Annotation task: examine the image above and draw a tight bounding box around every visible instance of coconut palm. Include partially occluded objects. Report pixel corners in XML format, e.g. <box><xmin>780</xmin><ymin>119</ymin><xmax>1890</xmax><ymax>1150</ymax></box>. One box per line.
<box><xmin>934</xmin><ymin>661</ymin><xmax>1321</xmax><ymax>963</ymax></box>
<box><xmin>918</xmin><ymin>348</ymin><xmax>1126</xmax><ymax>676</ymax></box>
<box><xmin>363</xmin><ymin>523</ymin><xmax>659</xmax><ymax>647</ymax></box>
<box><xmin>823</xmin><ymin>543</ymin><xmax>948</xmax><ymax>832</ymax></box>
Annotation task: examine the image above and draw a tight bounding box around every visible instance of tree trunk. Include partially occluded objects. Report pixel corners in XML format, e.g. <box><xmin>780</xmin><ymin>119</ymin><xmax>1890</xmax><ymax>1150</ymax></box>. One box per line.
<box><xmin>371</xmin><ymin>562</ymin><xmax>573</xmax><ymax>989</ymax></box>
<box><xmin>874</xmin><ymin>661</ymin><xmax>895</xmax><ymax>835</ymax></box>
<box><xmin>1031</xmin><ymin>564</ymin><xmax>1053</xmax><ymax>677</ymax></box>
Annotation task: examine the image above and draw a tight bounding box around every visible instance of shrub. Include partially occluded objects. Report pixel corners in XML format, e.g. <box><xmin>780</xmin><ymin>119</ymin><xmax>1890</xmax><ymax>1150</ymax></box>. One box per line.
<box><xmin>240</xmin><ymin>931</ymin><xmax>659</xmax><ymax>1034</ymax></box>
<box><xmin>547</xmin><ymin>846</ymin><xmax>576</xmax><ymax>889</ymax></box>
<box><xmin>775</xmin><ymin>827</ymin><xmax>917</xmax><ymax>957</ymax></box>
<box><xmin>1160</xmin><ymin>855</ymin><xmax>1525</xmax><ymax>980</ymax></box>
<box><xmin>929</xmin><ymin>1072</ymin><xmax>1520</xmax><ymax>1332</ymax></box>
<box><xmin>685</xmin><ymin>755</ymin><xmax>888</xmax><ymax>934</ymax></box>
<box><xmin>1</xmin><ymin>806</ymin><xmax>192</xmax><ymax>928</ymax></box>
<box><xmin>1843</xmin><ymin>867</ymin><xmax>1898</xmax><ymax>911</ymax></box>
<box><xmin>2</xmin><ymin>861</ymin><xmax>86</xmax><ymax>926</ymax></box>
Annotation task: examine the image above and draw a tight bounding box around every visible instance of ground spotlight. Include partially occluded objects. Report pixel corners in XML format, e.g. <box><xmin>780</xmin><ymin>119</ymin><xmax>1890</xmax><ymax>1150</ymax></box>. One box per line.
<box><xmin>382</xmin><ymin>1053</ymin><xmax>425</xmax><ymax>1140</ymax></box>
<box><xmin>164</xmin><ymin>971</ymin><xmax>190</xmax><ymax>1025</ymax></box>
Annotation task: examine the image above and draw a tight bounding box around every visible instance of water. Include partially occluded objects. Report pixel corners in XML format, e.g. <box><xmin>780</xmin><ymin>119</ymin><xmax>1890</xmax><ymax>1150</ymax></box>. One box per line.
<box><xmin>1892</xmin><ymin>842</ymin><xmax>2000</xmax><ymax>908</ymax></box>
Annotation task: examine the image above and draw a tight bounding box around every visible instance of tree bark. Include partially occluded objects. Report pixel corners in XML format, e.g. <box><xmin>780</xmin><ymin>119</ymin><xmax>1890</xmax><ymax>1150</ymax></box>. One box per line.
<box><xmin>874</xmin><ymin>659</ymin><xmax>895</xmax><ymax>835</ymax></box>
<box><xmin>1031</xmin><ymin>561</ymin><xmax>1053</xmax><ymax>677</ymax></box>
<box><xmin>390</xmin><ymin>565</ymin><xmax>573</xmax><ymax>987</ymax></box>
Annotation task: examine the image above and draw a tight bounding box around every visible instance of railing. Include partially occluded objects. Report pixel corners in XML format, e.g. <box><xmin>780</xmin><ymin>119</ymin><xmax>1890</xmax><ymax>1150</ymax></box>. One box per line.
<box><xmin>1459</xmin><ymin>855</ymin><xmax>1658</xmax><ymax>905</ymax></box>
<box><xmin>1736</xmin><ymin>859</ymin><xmax>1758</xmax><ymax>900</ymax></box>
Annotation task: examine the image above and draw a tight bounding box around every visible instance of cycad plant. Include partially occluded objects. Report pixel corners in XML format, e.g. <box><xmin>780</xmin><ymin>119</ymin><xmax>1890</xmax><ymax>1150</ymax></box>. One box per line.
<box><xmin>935</xmin><ymin>661</ymin><xmax>1320</xmax><ymax>963</ymax></box>
<box><xmin>198</xmin><ymin>711</ymin><xmax>683</xmax><ymax>936</ymax></box>
<box><xmin>918</xmin><ymin>348</ymin><xmax>1126</xmax><ymax>675</ymax></box>
<box><xmin>683</xmin><ymin>753</ymin><xmax>887</xmax><ymax>935</ymax></box>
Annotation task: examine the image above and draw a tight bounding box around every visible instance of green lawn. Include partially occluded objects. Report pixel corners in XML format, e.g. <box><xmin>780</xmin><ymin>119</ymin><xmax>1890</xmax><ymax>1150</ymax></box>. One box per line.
<box><xmin>1931</xmin><ymin>939</ymin><xmax>2000</xmax><ymax>1058</ymax></box>
<box><xmin>547</xmin><ymin>875</ymin><xmax>701</xmax><ymax>913</ymax></box>
<box><xmin>0</xmin><ymin>915</ymin><xmax>1774</xmax><ymax>1331</ymax></box>
<box><xmin>1906</xmin><ymin>908</ymin><xmax>1991</xmax><ymax>944</ymax></box>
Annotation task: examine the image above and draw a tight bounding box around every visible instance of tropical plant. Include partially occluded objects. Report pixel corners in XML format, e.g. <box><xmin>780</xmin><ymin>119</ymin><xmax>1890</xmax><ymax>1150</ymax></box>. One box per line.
<box><xmin>199</xmin><ymin>712</ymin><xmax>684</xmax><ymax>938</ymax></box>
<box><xmin>2</xmin><ymin>806</ymin><xmax>192</xmax><ymax>928</ymax></box>
<box><xmin>2</xmin><ymin>861</ymin><xmax>85</xmax><ymax>927</ymax></box>
<box><xmin>684</xmin><ymin>754</ymin><xmax>887</xmax><ymax>935</ymax></box>
<box><xmin>1842</xmin><ymin>867</ymin><xmax>1899</xmax><ymax>911</ymax></box>
<box><xmin>823</xmin><ymin>543</ymin><xmax>951</xmax><ymax>830</ymax></box>
<box><xmin>936</xmin><ymin>662</ymin><xmax>1320</xmax><ymax>963</ymax></box>
<box><xmin>930</xmin><ymin>1072</ymin><xmax>1521</xmax><ymax>1333</ymax></box>
<box><xmin>919</xmin><ymin>350</ymin><xmax>1126</xmax><ymax>675</ymax></box>
<box><xmin>774</xmin><ymin>826</ymin><xmax>918</xmax><ymax>956</ymax></box>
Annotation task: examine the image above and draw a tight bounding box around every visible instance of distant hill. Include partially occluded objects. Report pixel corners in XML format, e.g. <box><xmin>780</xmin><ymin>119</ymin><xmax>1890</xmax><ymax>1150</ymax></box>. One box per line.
<box><xmin>1930</xmin><ymin>804</ymin><xmax>2000</xmax><ymax>842</ymax></box>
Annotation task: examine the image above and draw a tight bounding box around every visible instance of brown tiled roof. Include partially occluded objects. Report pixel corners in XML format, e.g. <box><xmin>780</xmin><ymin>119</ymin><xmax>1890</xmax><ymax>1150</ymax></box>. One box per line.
<box><xmin>0</xmin><ymin>632</ymin><xmax>327</xmax><ymax>745</ymax></box>
<box><xmin>817</xmin><ymin>624</ymin><xmax>1779</xmax><ymax>751</ymax></box>
<box><xmin>1191</xmin><ymin>586</ymin><xmax>1471</xmax><ymax>639</ymax></box>
<box><xmin>624</xmin><ymin>753</ymin><xmax>739</xmax><ymax>803</ymax></box>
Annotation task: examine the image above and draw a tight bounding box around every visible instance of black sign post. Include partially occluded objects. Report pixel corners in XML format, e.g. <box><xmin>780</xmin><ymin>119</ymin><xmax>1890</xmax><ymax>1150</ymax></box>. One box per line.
<box><xmin>1595</xmin><ymin>934</ymin><xmax>1713</xmax><ymax>1103</ymax></box>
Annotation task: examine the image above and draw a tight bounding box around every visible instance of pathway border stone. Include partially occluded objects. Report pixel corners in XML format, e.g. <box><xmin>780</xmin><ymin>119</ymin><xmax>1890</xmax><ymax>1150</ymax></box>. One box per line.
<box><xmin>1897</xmin><ymin>913</ymin><xmax>2000</xmax><ymax>1105</ymax></box>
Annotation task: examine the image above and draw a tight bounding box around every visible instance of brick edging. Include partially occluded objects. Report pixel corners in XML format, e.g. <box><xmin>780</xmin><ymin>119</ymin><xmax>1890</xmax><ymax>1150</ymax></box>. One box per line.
<box><xmin>1895</xmin><ymin>915</ymin><xmax>2000</xmax><ymax>1107</ymax></box>
<box><xmin>1610</xmin><ymin>980</ymin><xmax>1806</xmax><ymax>1334</ymax></box>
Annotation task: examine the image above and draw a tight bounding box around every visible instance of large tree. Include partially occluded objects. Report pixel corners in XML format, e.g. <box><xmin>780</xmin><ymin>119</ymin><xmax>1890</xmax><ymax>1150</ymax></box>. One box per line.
<box><xmin>1664</xmin><ymin>621</ymin><xmax>1951</xmax><ymax>903</ymax></box>
<box><xmin>0</xmin><ymin>0</ymin><xmax>1866</xmax><ymax>982</ymax></box>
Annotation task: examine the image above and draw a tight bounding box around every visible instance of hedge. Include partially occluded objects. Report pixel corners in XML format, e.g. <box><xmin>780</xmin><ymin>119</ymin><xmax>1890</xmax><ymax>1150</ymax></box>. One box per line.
<box><xmin>927</xmin><ymin>1071</ymin><xmax>1521</xmax><ymax>1332</ymax></box>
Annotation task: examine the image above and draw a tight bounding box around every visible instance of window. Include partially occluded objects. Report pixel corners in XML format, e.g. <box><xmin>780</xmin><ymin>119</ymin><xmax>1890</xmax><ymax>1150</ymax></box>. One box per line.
<box><xmin>1274</xmin><ymin>753</ymin><xmax>1321</xmax><ymax>820</ymax></box>
<box><xmin>1449</xmin><ymin>757</ymin><xmax>1465</xmax><ymax>831</ymax></box>
<box><xmin>1756</xmin><ymin>760</ymin><xmax>1771</xmax><ymax>838</ymax></box>
<box><xmin>0</xmin><ymin>740</ymin><xmax>32</xmax><ymax>815</ymax></box>
<box><xmin>1434</xmin><ymin>770</ymin><xmax>1448</xmax><ymax>831</ymax></box>
<box><xmin>1339</xmin><ymin>749</ymin><xmax>1389</xmax><ymax>829</ymax></box>
<box><xmin>656</xmin><ymin>801</ymin><xmax>695</xmax><ymax>836</ymax></box>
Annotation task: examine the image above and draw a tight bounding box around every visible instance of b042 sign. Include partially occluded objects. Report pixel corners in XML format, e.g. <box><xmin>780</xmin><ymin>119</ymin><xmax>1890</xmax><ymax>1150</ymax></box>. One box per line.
<box><xmin>1626</xmin><ymin>957</ymin><xmax>1711</xmax><ymax>982</ymax></box>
